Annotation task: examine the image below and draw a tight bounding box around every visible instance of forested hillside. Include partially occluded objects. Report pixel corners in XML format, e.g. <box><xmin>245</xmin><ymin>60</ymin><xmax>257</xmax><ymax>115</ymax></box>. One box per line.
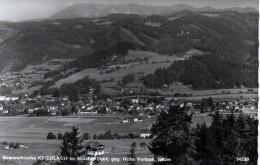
<box><xmin>0</xmin><ymin>10</ymin><xmax>258</xmax><ymax>89</ymax></box>
<box><xmin>143</xmin><ymin>11</ymin><xmax>258</xmax><ymax>89</ymax></box>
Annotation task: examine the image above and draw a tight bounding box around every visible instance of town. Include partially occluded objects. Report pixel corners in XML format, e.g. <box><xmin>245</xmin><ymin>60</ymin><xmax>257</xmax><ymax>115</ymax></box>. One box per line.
<box><xmin>0</xmin><ymin>79</ymin><xmax>257</xmax><ymax>126</ymax></box>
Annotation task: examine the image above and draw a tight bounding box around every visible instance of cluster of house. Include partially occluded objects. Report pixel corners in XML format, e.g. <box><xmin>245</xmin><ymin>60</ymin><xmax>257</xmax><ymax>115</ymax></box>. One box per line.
<box><xmin>214</xmin><ymin>99</ymin><xmax>258</xmax><ymax>120</ymax></box>
<box><xmin>0</xmin><ymin>95</ymin><xmax>71</xmax><ymax>116</ymax></box>
<box><xmin>78</xmin><ymin>97</ymin><xmax>161</xmax><ymax>117</ymax></box>
<box><xmin>0</xmin><ymin>88</ymin><xmax>257</xmax><ymax>122</ymax></box>
<box><xmin>187</xmin><ymin>98</ymin><xmax>258</xmax><ymax>120</ymax></box>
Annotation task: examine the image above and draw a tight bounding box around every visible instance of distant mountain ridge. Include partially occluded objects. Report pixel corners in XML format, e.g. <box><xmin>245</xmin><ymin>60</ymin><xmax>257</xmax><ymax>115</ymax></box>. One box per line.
<box><xmin>0</xmin><ymin>10</ymin><xmax>258</xmax><ymax>72</ymax></box>
<box><xmin>0</xmin><ymin>10</ymin><xmax>257</xmax><ymax>89</ymax></box>
<box><xmin>50</xmin><ymin>3</ymin><xmax>258</xmax><ymax>19</ymax></box>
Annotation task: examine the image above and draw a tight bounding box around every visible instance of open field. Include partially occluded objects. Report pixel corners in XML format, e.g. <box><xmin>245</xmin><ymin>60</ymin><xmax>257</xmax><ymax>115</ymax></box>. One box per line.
<box><xmin>0</xmin><ymin>114</ymin><xmax>212</xmax><ymax>143</ymax></box>
<box><xmin>0</xmin><ymin>116</ymin><xmax>153</xmax><ymax>165</ymax></box>
<box><xmin>0</xmin><ymin>116</ymin><xmax>154</xmax><ymax>143</ymax></box>
<box><xmin>52</xmin><ymin>50</ymin><xmax>185</xmax><ymax>88</ymax></box>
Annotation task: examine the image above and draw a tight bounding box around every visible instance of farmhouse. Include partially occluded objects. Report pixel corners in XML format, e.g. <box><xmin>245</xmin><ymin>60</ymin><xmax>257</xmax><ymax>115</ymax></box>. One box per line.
<box><xmin>86</xmin><ymin>141</ymin><xmax>105</xmax><ymax>156</ymax></box>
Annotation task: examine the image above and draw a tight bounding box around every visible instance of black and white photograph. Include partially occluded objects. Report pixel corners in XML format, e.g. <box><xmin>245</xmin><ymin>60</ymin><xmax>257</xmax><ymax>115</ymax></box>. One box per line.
<box><xmin>0</xmin><ymin>0</ymin><xmax>258</xmax><ymax>164</ymax></box>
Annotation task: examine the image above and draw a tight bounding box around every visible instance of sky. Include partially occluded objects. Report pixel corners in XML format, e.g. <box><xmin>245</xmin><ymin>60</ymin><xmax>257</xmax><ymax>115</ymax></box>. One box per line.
<box><xmin>0</xmin><ymin>0</ymin><xmax>258</xmax><ymax>21</ymax></box>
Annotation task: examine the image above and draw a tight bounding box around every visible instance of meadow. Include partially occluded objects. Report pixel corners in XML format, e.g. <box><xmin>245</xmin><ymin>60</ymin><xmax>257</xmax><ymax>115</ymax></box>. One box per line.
<box><xmin>52</xmin><ymin>50</ymin><xmax>185</xmax><ymax>88</ymax></box>
<box><xmin>0</xmin><ymin>116</ymin><xmax>154</xmax><ymax>165</ymax></box>
<box><xmin>0</xmin><ymin>116</ymin><xmax>153</xmax><ymax>143</ymax></box>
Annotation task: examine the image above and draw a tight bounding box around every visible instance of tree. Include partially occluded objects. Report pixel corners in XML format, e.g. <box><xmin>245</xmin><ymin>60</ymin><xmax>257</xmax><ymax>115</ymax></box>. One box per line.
<box><xmin>83</xmin><ymin>133</ymin><xmax>90</xmax><ymax>140</ymax></box>
<box><xmin>52</xmin><ymin>88</ymin><xmax>60</xmax><ymax>97</ymax></box>
<box><xmin>209</xmin><ymin>111</ymin><xmax>224</xmax><ymax>164</ymax></box>
<box><xmin>9</xmin><ymin>142</ymin><xmax>14</xmax><ymax>148</ymax></box>
<box><xmin>121</xmin><ymin>74</ymin><xmax>135</xmax><ymax>86</ymax></box>
<box><xmin>58</xmin><ymin>133</ymin><xmax>63</xmax><ymax>140</ymax></box>
<box><xmin>128</xmin><ymin>132</ymin><xmax>134</xmax><ymax>139</ymax></box>
<box><xmin>71</xmin><ymin>104</ymin><xmax>77</xmax><ymax>114</ymax></box>
<box><xmin>14</xmin><ymin>143</ymin><xmax>20</xmax><ymax>149</ymax></box>
<box><xmin>195</xmin><ymin>123</ymin><xmax>214</xmax><ymax>165</ymax></box>
<box><xmin>140</xmin><ymin>142</ymin><xmax>147</xmax><ymax>150</ymax></box>
<box><xmin>104</xmin><ymin>130</ymin><xmax>112</xmax><ymax>139</ymax></box>
<box><xmin>69</xmin><ymin>88</ymin><xmax>79</xmax><ymax>102</ymax></box>
<box><xmin>149</xmin><ymin>105</ymin><xmax>195</xmax><ymax>165</ymax></box>
<box><xmin>128</xmin><ymin>142</ymin><xmax>137</xmax><ymax>165</ymax></box>
<box><xmin>195</xmin><ymin>112</ymin><xmax>258</xmax><ymax>165</ymax></box>
<box><xmin>47</xmin><ymin>132</ymin><xmax>56</xmax><ymax>139</ymax></box>
<box><xmin>59</xmin><ymin>126</ymin><xmax>85</xmax><ymax>165</ymax></box>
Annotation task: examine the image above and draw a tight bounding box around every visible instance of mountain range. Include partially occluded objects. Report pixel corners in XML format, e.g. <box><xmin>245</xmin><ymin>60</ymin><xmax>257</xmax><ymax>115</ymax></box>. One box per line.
<box><xmin>50</xmin><ymin>3</ymin><xmax>258</xmax><ymax>20</ymax></box>
<box><xmin>0</xmin><ymin>4</ymin><xmax>258</xmax><ymax>89</ymax></box>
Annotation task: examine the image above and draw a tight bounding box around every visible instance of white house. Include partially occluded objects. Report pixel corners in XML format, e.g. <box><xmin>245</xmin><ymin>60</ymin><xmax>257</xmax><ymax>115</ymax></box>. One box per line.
<box><xmin>122</xmin><ymin>118</ymin><xmax>129</xmax><ymax>123</ymax></box>
<box><xmin>10</xmin><ymin>97</ymin><xmax>19</xmax><ymax>101</ymax></box>
<box><xmin>140</xmin><ymin>133</ymin><xmax>151</xmax><ymax>138</ymax></box>
<box><xmin>0</xmin><ymin>96</ymin><xmax>6</xmax><ymax>101</ymax></box>
<box><xmin>5</xmin><ymin>97</ymin><xmax>11</xmax><ymax>102</ymax></box>
<box><xmin>133</xmin><ymin>117</ymin><xmax>143</xmax><ymax>122</ymax></box>
<box><xmin>133</xmin><ymin>118</ymin><xmax>139</xmax><ymax>122</ymax></box>
<box><xmin>3</xmin><ymin>110</ymin><xmax>8</xmax><ymax>114</ymax></box>
<box><xmin>131</xmin><ymin>99</ymin><xmax>139</xmax><ymax>104</ymax></box>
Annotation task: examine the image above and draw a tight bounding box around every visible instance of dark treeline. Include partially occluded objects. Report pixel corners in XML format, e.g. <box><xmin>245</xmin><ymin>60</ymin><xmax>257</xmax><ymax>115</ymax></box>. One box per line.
<box><xmin>144</xmin><ymin>53</ymin><xmax>258</xmax><ymax>89</ymax></box>
<box><xmin>93</xmin><ymin>130</ymin><xmax>151</xmax><ymax>140</ymax></box>
<box><xmin>149</xmin><ymin>106</ymin><xmax>258</xmax><ymax>165</ymax></box>
<box><xmin>194</xmin><ymin>113</ymin><xmax>257</xmax><ymax>165</ymax></box>
<box><xmin>119</xmin><ymin>73</ymin><xmax>135</xmax><ymax>86</ymax></box>
<box><xmin>36</xmin><ymin>76</ymin><xmax>101</xmax><ymax>102</ymax></box>
<box><xmin>66</xmin><ymin>41</ymin><xmax>143</xmax><ymax>70</ymax></box>
<box><xmin>59</xmin><ymin>76</ymin><xmax>101</xmax><ymax>102</ymax></box>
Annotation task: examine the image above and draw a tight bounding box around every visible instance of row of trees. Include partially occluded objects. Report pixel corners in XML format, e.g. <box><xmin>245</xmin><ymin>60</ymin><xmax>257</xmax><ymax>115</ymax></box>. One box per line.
<box><xmin>119</xmin><ymin>74</ymin><xmax>135</xmax><ymax>86</ymax></box>
<box><xmin>93</xmin><ymin>131</ymin><xmax>151</xmax><ymax>140</ymax></box>
<box><xmin>3</xmin><ymin>142</ymin><xmax>20</xmax><ymax>149</ymax></box>
<box><xmin>149</xmin><ymin>106</ymin><xmax>258</xmax><ymax>165</ymax></box>
<box><xmin>47</xmin><ymin>130</ymin><xmax>151</xmax><ymax>140</ymax></box>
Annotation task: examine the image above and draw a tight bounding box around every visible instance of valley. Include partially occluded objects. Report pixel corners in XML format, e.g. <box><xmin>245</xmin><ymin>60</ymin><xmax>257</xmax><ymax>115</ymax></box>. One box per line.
<box><xmin>0</xmin><ymin>3</ymin><xmax>258</xmax><ymax>165</ymax></box>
